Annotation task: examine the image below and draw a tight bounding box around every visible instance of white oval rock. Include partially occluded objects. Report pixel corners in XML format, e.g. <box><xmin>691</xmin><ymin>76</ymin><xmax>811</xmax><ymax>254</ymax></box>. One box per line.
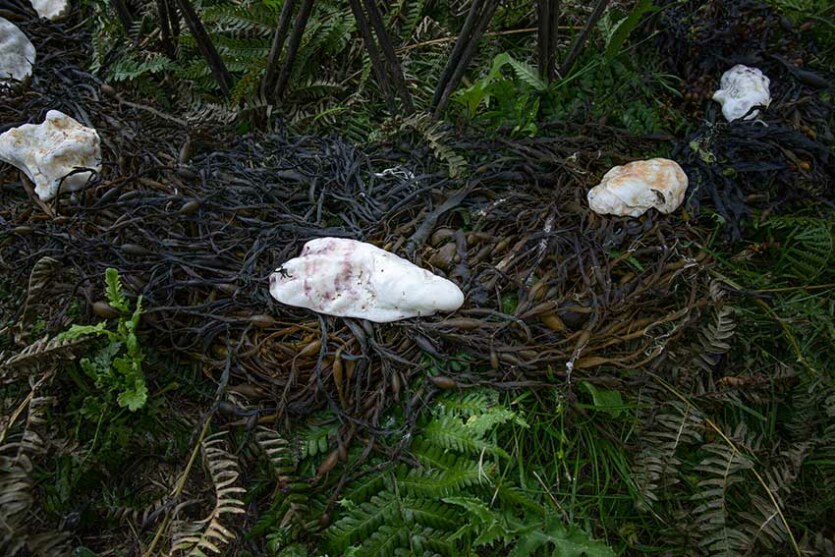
<box><xmin>269</xmin><ymin>238</ymin><xmax>465</xmax><ymax>323</ymax></box>
<box><xmin>587</xmin><ymin>158</ymin><xmax>688</xmax><ymax>217</ymax></box>
<box><xmin>0</xmin><ymin>110</ymin><xmax>102</xmax><ymax>201</ymax></box>
<box><xmin>713</xmin><ymin>65</ymin><xmax>771</xmax><ymax>122</ymax></box>
<box><xmin>31</xmin><ymin>0</ymin><xmax>71</xmax><ymax>20</ymax></box>
<box><xmin>0</xmin><ymin>18</ymin><xmax>36</xmax><ymax>85</ymax></box>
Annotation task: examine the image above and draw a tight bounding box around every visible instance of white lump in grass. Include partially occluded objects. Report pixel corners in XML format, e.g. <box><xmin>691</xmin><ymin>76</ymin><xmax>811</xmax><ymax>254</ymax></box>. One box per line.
<box><xmin>0</xmin><ymin>110</ymin><xmax>102</xmax><ymax>201</ymax></box>
<box><xmin>31</xmin><ymin>0</ymin><xmax>71</xmax><ymax>20</ymax></box>
<box><xmin>713</xmin><ymin>65</ymin><xmax>771</xmax><ymax>122</ymax></box>
<box><xmin>269</xmin><ymin>238</ymin><xmax>465</xmax><ymax>323</ymax></box>
<box><xmin>587</xmin><ymin>158</ymin><xmax>688</xmax><ymax>217</ymax></box>
<box><xmin>0</xmin><ymin>18</ymin><xmax>36</xmax><ymax>85</ymax></box>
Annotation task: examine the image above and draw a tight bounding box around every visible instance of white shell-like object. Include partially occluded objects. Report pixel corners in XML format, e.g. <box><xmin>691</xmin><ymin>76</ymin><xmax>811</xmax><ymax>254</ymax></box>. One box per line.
<box><xmin>0</xmin><ymin>110</ymin><xmax>102</xmax><ymax>201</ymax></box>
<box><xmin>0</xmin><ymin>18</ymin><xmax>36</xmax><ymax>84</ymax></box>
<box><xmin>31</xmin><ymin>0</ymin><xmax>70</xmax><ymax>20</ymax></box>
<box><xmin>712</xmin><ymin>65</ymin><xmax>771</xmax><ymax>122</ymax></box>
<box><xmin>269</xmin><ymin>238</ymin><xmax>465</xmax><ymax>323</ymax></box>
<box><xmin>587</xmin><ymin>158</ymin><xmax>688</xmax><ymax>217</ymax></box>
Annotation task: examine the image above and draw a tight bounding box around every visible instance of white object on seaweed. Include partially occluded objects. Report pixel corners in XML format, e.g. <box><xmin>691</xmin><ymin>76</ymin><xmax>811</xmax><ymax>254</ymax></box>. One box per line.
<box><xmin>587</xmin><ymin>158</ymin><xmax>688</xmax><ymax>218</ymax></box>
<box><xmin>269</xmin><ymin>238</ymin><xmax>465</xmax><ymax>323</ymax></box>
<box><xmin>0</xmin><ymin>18</ymin><xmax>36</xmax><ymax>85</ymax></box>
<box><xmin>713</xmin><ymin>65</ymin><xmax>771</xmax><ymax>122</ymax></box>
<box><xmin>0</xmin><ymin>110</ymin><xmax>102</xmax><ymax>201</ymax></box>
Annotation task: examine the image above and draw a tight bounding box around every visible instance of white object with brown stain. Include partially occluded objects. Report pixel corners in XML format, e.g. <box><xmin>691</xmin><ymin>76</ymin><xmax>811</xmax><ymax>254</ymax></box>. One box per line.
<box><xmin>713</xmin><ymin>65</ymin><xmax>771</xmax><ymax>122</ymax></box>
<box><xmin>269</xmin><ymin>238</ymin><xmax>465</xmax><ymax>322</ymax></box>
<box><xmin>31</xmin><ymin>0</ymin><xmax>71</xmax><ymax>20</ymax></box>
<box><xmin>0</xmin><ymin>18</ymin><xmax>36</xmax><ymax>84</ymax></box>
<box><xmin>0</xmin><ymin>110</ymin><xmax>102</xmax><ymax>201</ymax></box>
<box><xmin>587</xmin><ymin>158</ymin><xmax>688</xmax><ymax>217</ymax></box>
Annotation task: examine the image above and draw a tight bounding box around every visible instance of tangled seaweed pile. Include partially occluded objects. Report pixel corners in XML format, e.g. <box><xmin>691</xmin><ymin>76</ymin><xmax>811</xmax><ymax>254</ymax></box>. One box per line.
<box><xmin>0</xmin><ymin>13</ymin><xmax>720</xmax><ymax>425</ymax></box>
<box><xmin>0</xmin><ymin>1</ymin><xmax>833</xmax><ymax>555</ymax></box>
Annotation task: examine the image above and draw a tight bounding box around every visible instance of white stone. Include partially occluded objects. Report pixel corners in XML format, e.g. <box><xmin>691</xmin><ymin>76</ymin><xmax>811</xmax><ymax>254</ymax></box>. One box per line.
<box><xmin>31</xmin><ymin>0</ymin><xmax>70</xmax><ymax>20</ymax></box>
<box><xmin>587</xmin><ymin>158</ymin><xmax>688</xmax><ymax>217</ymax></box>
<box><xmin>269</xmin><ymin>238</ymin><xmax>465</xmax><ymax>323</ymax></box>
<box><xmin>0</xmin><ymin>18</ymin><xmax>36</xmax><ymax>85</ymax></box>
<box><xmin>713</xmin><ymin>65</ymin><xmax>771</xmax><ymax>122</ymax></box>
<box><xmin>0</xmin><ymin>110</ymin><xmax>102</xmax><ymax>201</ymax></box>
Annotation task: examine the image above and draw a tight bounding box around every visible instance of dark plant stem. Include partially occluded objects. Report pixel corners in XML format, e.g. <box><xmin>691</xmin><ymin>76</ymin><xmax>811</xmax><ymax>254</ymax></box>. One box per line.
<box><xmin>274</xmin><ymin>0</ymin><xmax>316</xmax><ymax>100</ymax></box>
<box><xmin>157</xmin><ymin>0</ymin><xmax>176</xmax><ymax>60</ymax></box>
<box><xmin>167</xmin><ymin>0</ymin><xmax>180</xmax><ymax>43</ymax></box>
<box><xmin>434</xmin><ymin>0</ymin><xmax>500</xmax><ymax>117</ymax></box>
<box><xmin>537</xmin><ymin>0</ymin><xmax>560</xmax><ymax>80</ymax></box>
<box><xmin>348</xmin><ymin>0</ymin><xmax>397</xmax><ymax>111</ymax></box>
<box><xmin>432</xmin><ymin>0</ymin><xmax>483</xmax><ymax>108</ymax></box>
<box><xmin>109</xmin><ymin>0</ymin><xmax>134</xmax><ymax>33</ymax></box>
<box><xmin>263</xmin><ymin>0</ymin><xmax>298</xmax><ymax>99</ymax></box>
<box><xmin>173</xmin><ymin>0</ymin><xmax>233</xmax><ymax>96</ymax></box>
<box><xmin>361</xmin><ymin>0</ymin><xmax>414</xmax><ymax>114</ymax></box>
<box><xmin>560</xmin><ymin>0</ymin><xmax>609</xmax><ymax>76</ymax></box>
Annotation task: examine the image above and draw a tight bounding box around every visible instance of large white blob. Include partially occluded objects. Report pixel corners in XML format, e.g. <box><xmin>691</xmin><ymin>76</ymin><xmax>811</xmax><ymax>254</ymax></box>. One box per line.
<box><xmin>0</xmin><ymin>110</ymin><xmax>102</xmax><ymax>201</ymax></box>
<box><xmin>269</xmin><ymin>238</ymin><xmax>465</xmax><ymax>323</ymax></box>
<box><xmin>587</xmin><ymin>158</ymin><xmax>688</xmax><ymax>217</ymax></box>
<box><xmin>31</xmin><ymin>0</ymin><xmax>71</xmax><ymax>20</ymax></box>
<box><xmin>0</xmin><ymin>18</ymin><xmax>36</xmax><ymax>85</ymax></box>
<box><xmin>713</xmin><ymin>65</ymin><xmax>771</xmax><ymax>122</ymax></box>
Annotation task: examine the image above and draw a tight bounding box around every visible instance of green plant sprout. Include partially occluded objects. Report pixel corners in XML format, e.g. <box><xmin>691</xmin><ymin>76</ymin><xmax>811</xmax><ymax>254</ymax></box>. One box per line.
<box><xmin>59</xmin><ymin>268</ymin><xmax>148</xmax><ymax>411</ymax></box>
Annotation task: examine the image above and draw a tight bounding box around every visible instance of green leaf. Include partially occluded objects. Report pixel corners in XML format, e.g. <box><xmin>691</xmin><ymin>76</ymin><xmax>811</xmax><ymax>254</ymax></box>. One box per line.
<box><xmin>487</xmin><ymin>52</ymin><xmax>547</xmax><ymax>92</ymax></box>
<box><xmin>580</xmin><ymin>381</ymin><xmax>625</xmax><ymax>417</ymax></box>
<box><xmin>58</xmin><ymin>321</ymin><xmax>109</xmax><ymax>340</ymax></box>
<box><xmin>604</xmin><ymin>0</ymin><xmax>657</xmax><ymax>60</ymax></box>
<box><xmin>508</xmin><ymin>514</ymin><xmax>615</xmax><ymax>557</ymax></box>
<box><xmin>105</xmin><ymin>267</ymin><xmax>130</xmax><ymax>312</ymax></box>
<box><xmin>505</xmin><ymin>56</ymin><xmax>547</xmax><ymax>92</ymax></box>
<box><xmin>117</xmin><ymin>378</ymin><xmax>148</xmax><ymax>411</ymax></box>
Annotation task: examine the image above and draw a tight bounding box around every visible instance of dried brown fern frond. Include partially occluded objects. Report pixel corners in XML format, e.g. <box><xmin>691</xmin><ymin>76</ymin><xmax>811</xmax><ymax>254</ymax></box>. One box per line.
<box><xmin>169</xmin><ymin>433</ymin><xmax>246</xmax><ymax>556</ymax></box>
<box><xmin>0</xmin><ymin>394</ymin><xmax>69</xmax><ymax>556</ymax></box>
<box><xmin>0</xmin><ymin>336</ymin><xmax>91</xmax><ymax>385</ymax></box>
<box><xmin>739</xmin><ymin>442</ymin><xmax>812</xmax><ymax>552</ymax></box>
<box><xmin>18</xmin><ymin>256</ymin><xmax>62</xmax><ymax>334</ymax></box>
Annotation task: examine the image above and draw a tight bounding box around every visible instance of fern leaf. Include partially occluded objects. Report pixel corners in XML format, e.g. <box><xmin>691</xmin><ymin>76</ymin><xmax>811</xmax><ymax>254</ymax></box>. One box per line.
<box><xmin>0</xmin><ymin>336</ymin><xmax>91</xmax><ymax>383</ymax></box>
<box><xmin>170</xmin><ymin>433</ymin><xmax>245</xmax><ymax>556</ymax></box>
<box><xmin>18</xmin><ymin>256</ymin><xmax>61</xmax><ymax>331</ymax></box>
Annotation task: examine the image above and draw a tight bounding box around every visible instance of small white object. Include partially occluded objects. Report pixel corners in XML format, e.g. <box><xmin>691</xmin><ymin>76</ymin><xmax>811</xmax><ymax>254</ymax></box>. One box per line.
<box><xmin>0</xmin><ymin>18</ymin><xmax>36</xmax><ymax>84</ymax></box>
<box><xmin>587</xmin><ymin>158</ymin><xmax>688</xmax><ymax>217</ymax></box>
<box><xmin>0</xmin><ymin>110</ymin><xmax>102</xmax><ymax>201</ymax></box>
<box><xmin>31</xmin><ymin>0</ymin><xmax>70</xmax><ymax>20</ymax></box>
<box><xmin>269</xmin><ymin>238</ymin><xmax>465</xmax><ymax>323</ymax></box>
<box><xmin>712</xmin><ymin>65</ymin><xmax>771</xmax><ymax>122</ymax></box>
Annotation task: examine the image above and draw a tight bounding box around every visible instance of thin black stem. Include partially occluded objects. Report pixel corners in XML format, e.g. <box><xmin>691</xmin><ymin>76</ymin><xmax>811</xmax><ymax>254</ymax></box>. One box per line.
<box><xmin>109</xmin><ymin>0</ymin><xmax>134</xmax><ymax>32</ymax></box>
<box><xmin>262</xmin><ymin>0</ymin><xmax>298</xmax><ymax>99</ymax></box>
<box><xmin>157</xmin><ymin>0</ymin><xmax>175</xmax><ymax>59</ymax></box>
<box><xmin>167</xmin><ymin>0</ymin><xmax>180</xmax><ymax>43</ymax></box>
<box><xmin>173</xmin><ymin>0</ymin><xmax>233</xmax><ymax>96</ymax></box>
<box><xmin>274</xmin><ymin>0</ymin><xmax>315</xmax><ymax>100</ymax></box>
<box><xmin>361</xmin><ymin>0</ymin><xmax>414</xmax><ymax>113</ymax></box>
<box><xmin>432</xmin><ymin>0</ymin><xmax>483</xmax><ymax>108</ymax></box>
<box><xmin>434</xmin><ymin>0</ymin><xmax>500</xmax><ymax>116</ymax></box>
<box><xmin>347</xmin><ymin>0</ymin><xmax>397</xmax><ymax>111</ymax></box>
<box><xmin>548</xmin><ymin>0</ymin><xmax>560</xmax><ymax>79</ymax></box>
<box><xmin>560</xmin><ymin>0</ymin><xmax>609</xmax><ymax>76</ymax></box>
